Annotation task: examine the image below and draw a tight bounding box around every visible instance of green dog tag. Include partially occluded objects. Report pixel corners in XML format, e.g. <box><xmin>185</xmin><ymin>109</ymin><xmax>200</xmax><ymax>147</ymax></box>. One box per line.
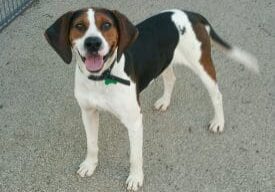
<box><xmin>104</xmin><ymin>78</ymin><xmax>117</xmax><ymax>85</ymax></box>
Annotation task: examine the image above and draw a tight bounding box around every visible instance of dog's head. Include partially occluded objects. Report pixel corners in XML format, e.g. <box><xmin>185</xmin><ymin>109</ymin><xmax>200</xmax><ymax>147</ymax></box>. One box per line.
<box><xmin>45</xmin><ymin>8</ymin><xmax>138</xmax><ymax>74</ymax></box>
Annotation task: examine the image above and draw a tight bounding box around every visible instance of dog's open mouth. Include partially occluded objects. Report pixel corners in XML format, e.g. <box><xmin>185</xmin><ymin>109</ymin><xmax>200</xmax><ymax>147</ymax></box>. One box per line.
<box><xmin>80</xmin><ymin>54</ymin><xmax>108</xmax><ymax>73</ymax></box>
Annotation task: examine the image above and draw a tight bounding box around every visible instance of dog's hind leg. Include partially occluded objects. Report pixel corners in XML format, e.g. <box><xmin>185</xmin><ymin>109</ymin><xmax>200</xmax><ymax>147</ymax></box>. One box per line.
<box><xmin>192</xmin><ymin>61</ymin><xmax>225</xmax><ymax>133</ymax></box>
<box><xmin>154</xmin><ymin>65</ymin><xmax>176</xmax><ymax>111</ymax></box>
<box><xmin>182</xmin><ymin>52</ymin><xmax>225</xmax><ymax>133</ymax></box>
<box><xmin>186</xmin><ymin>23</ymin><xmax>225</xmax><ymax>133</ymax></box>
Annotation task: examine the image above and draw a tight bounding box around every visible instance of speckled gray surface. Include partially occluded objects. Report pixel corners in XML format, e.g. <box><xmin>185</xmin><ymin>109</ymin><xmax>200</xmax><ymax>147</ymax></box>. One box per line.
<box><xmin>0</xmin><ymin>0</ymin><xmax>274</xmax><ymax>192</ymax></box>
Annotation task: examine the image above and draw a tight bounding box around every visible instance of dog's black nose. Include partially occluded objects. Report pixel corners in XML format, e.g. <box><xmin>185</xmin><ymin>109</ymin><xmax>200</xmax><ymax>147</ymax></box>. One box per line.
<box><xmin>84</xmin><ymin>37</ymin><xmax>102</xmax><ymax>52</ymax></box>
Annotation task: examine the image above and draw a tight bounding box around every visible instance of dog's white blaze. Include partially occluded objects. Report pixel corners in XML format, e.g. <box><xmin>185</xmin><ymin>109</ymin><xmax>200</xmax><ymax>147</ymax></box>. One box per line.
<box><xmin>73</xmin><ymin>9</ymin><xmax>111</xmax><ymax>75</ymax></box>
<box><xmin>86</xmin><ymin>9</ymin><xmax>110</xmax><ymax>56</ymax></box>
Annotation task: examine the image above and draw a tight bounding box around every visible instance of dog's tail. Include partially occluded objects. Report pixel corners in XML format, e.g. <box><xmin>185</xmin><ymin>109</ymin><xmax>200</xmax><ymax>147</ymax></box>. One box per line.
<box><xmin>209</xmin><ymin>26</ymin><xmax>259</xmax><ymax>73</ymax></box>
<box><xmin>197</xmin><ymin>14</ymin><xmax>259</xmax><ymax>73</ymax></box>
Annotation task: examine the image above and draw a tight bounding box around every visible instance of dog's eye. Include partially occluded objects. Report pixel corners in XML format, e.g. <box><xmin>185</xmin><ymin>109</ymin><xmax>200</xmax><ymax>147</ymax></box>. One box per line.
<box><xmin>101</xmin><ymin>22</ymin><xmax>112</xmax><ymax>31</ymax></box>
<box><xmin>75</xmin><ymin>23</ymin><xmax>86</xmax><ymax>31</ymax></box>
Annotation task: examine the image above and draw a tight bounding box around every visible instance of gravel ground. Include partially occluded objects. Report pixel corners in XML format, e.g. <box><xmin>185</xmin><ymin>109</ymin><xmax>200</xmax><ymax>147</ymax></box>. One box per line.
<box><xmin>0</xmin><ymin>0</ymin><xmax>274</xmax><ymax>191</ymax></box>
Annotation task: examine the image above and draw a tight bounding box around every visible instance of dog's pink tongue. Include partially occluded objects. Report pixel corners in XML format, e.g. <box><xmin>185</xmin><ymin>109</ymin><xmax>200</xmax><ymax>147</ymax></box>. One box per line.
<box><xmin>85</xmin><ymin>55</ymin><xmax>104</xmax><ymax>72</ymax></box>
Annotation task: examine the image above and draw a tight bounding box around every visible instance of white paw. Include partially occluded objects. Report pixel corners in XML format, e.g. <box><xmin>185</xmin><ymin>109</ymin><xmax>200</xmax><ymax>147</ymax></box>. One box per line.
<box><xmin>154</xmin><ymin>97</ymin><xmax>170</xmax><ymax>111</ymax></box>
<box><xmin>208</xmin><ymin>117</ymin><xmax>224</xmax><ymax>133</ymax></box>
<box><xmin>126</xmin><ymin>171</ymin><xmax>144</xmax><ymax>191</ymax></box>
<box><xmin>77</xmin><ymin>160</ymin><xmax>97</xmax><ymax>177</ymax></box>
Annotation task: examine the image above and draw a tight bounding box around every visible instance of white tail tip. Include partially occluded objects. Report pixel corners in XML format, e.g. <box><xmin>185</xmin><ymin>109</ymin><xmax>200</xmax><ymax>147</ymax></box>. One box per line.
<box><xmin>228</xmin><ymin>47</ymin><xmax>259</xmax><ymax>73</ymax></box>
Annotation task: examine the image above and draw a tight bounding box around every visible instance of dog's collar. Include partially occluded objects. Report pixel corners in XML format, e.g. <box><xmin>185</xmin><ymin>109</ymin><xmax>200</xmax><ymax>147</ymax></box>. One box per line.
<box><xmin>77</xmin><ymin>50</ymin><xmax>131</xmax><ymax>86</ymax></box>
<box><xmin>87</xmin><ymin>59</ymin><xmax>131</xmax><ymax>86</ymax></box>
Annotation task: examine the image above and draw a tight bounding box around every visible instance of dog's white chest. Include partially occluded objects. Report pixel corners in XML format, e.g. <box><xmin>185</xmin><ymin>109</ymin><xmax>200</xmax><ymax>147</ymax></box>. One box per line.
<box><xmin>74</xmin><ymin>66</ymin><xmax>137</xmax><ymax>116</ymax></box>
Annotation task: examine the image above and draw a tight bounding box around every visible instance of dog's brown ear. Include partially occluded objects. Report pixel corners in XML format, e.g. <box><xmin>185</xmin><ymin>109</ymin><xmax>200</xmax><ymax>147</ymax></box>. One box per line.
<box><xmin>44</xmin><ymin>12</ymin><xmax>73</xmax><ymax>64</ymax></box>
<box><xmin>112</xmin><ymin>10</ymin><xmax>139</xmax><ymax>61</ymax></box>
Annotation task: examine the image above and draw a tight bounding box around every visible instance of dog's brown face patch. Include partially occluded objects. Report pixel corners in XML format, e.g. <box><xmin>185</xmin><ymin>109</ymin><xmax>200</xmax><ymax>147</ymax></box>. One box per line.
<box><xmin>69</xmin><ymin>9</ymin><xmax>89</xmax><ymax>45</ymax></box>
<box><xmin>94</xmin><ymin>9</ymin><xmax>119</xmax><ymax>54</ymax></box>
<box><xmin>69</xmin><ymin>8</ymin><xmax>119</xmax><ymax>56</ymax></box>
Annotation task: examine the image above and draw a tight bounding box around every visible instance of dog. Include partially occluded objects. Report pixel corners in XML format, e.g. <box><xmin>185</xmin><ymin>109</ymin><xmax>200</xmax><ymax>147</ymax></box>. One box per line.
<box><xmin>44</xmin><ymin>7</ymin><xmax>258</xmax><ymax>191</ymax></box>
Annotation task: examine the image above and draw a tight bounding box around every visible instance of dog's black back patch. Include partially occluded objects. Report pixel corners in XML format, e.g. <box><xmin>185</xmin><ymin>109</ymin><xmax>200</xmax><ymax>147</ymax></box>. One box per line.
<box><xmin>124</xmin><ymin>12</ymin><xmax>180</xmax><ymax>93</ymax></box>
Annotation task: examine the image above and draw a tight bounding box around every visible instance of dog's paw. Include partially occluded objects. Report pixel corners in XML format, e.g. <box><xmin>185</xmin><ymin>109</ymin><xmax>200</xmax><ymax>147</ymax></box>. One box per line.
<box><xmin>77</xmin><ymin>160</ymin><xmax>97</xmax><ymax>177</ymax></box>
<box><xmin>208</xmin><ymin>117</ymin><xmax>224</xmax><ymax>133</ymax></box>
<box><xmin>126</xmin><ymin>171</ymin><xmax>144</xmax><ymax>191</ymax></box>
<box><xmin>154</xmin><ymin>97</ymin><xmax>170</xmax><ymax>111</ymax></box>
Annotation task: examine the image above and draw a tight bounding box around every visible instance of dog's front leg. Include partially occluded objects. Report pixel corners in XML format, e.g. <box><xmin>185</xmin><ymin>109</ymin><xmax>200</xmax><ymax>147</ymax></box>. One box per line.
<box><xmin>77</xmin><ymin>108</ymin><xmax>99</xmax><ymax>177</ymax></box>
<box><xmin>121</xmin><ymin>111</ymin><xmax>144</xmax><ymax>191</ymax></box>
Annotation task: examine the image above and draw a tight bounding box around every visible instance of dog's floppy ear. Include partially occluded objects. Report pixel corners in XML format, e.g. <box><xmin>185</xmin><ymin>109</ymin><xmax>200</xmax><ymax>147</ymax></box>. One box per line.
<box><xmin>111</xmin><ymin>10</ymin><xmax>139</xmax><ymax>61</ymax></box>
<box><xmin>44</xmin><ymin>11</ymin><xmax>73</xmax><ymax>64</ymax></box>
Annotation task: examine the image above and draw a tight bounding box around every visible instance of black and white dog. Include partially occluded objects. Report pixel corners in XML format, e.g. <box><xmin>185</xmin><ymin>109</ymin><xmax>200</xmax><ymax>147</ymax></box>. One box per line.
<box><xmin>45</xmin><ymin>7</ymin><xmax>258</xmax><ymax>191</ymax></box>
